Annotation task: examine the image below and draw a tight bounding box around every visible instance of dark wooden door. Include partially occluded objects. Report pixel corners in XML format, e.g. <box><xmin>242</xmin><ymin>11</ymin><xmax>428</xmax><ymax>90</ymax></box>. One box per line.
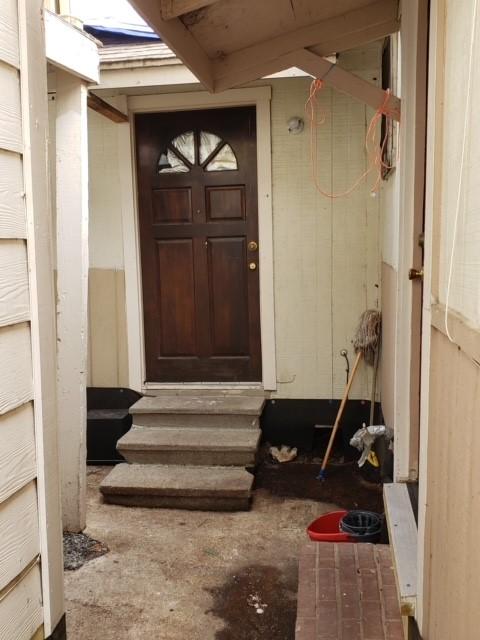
<box><xmin>135</xmin><ymin>107</ymin><xmax>262</xmax><ymax>382</ymax></box>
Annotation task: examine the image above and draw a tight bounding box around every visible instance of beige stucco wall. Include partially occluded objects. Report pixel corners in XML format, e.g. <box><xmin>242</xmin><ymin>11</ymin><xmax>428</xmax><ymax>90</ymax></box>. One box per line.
<box><xmin>87</xmin><ymin>44</ymin><xmax>382</xmax><ymax>398</ymax></box>
<box><xmin>88</xmin><ymin>109</ymin><xmax>129</xmax><ymax>387</ymax></box>
<box><xmin>270</xmin><ymin>67</ymin><xmax>381</xmax><ymax>399</ymax></box>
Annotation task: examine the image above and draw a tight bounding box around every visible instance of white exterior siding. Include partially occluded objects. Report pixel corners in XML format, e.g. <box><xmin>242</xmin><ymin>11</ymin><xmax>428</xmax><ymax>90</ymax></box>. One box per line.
<box><xmin>0</xmin><ymin>1</ymin><xmax>64</xmax><ymax>636</ymax></box>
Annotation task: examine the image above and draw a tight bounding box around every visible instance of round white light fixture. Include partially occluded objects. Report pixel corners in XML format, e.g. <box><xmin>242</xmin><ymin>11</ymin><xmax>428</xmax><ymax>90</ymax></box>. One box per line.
<box><xmin>287</xmin><ymin>116</ymin><xmax>304</xmax><ymax>134</ymax></box>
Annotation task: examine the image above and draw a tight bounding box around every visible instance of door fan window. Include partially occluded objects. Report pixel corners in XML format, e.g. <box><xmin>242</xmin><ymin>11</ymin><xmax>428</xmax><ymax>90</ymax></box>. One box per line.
<box><xmin>158</xmin><ymin>130</ymin><xmax>238</xmax><ymax>173</ymax></box>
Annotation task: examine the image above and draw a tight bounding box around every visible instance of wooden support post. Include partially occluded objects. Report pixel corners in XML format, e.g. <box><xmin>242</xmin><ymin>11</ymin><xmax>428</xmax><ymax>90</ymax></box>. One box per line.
<box><xmin>18</xmin><ymin>0</ymin><xmax>65</xmax><ymax>632</ymax></box>
<box><xmin>55</xmin><ymin>70</ymin><xmax>89</xmax><ymax>532</ymax></box>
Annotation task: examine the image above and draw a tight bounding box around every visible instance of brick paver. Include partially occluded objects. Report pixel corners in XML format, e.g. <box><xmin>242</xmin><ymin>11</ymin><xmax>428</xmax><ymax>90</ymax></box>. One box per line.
<box><xmin>295</xmin><ymin>542</ymin><xmax>403</xmax><ymax>640</ymax></box>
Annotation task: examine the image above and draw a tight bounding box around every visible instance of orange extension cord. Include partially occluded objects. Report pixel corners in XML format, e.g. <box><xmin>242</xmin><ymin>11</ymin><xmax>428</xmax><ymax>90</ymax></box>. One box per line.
<box><xmin>305</xmin><ymin>78</ymin><xmax>399</xmax><ymax>199</ymax></box>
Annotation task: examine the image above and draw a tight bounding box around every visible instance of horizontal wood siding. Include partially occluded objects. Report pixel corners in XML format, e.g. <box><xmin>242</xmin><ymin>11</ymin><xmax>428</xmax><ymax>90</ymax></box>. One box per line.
<box><xmin>0</xmin><ymin>403</ymin><xmax>36</xmax><ymax>504</ymax></box>
<box><xmin>0</xmin><ymin>240</ymin><xmax>29</xmax><ymax>327</ymax></box>
<box><xmin>0</xmin><ymin>0</ymin><xmax>19</xmax><ymax>68</ymax></box>
<box><xmin>0</xmin><ymin>564</ymin><xmax>43</xmax><ymax>640</ymax></box>
<box><xmin>0</xmin><ymin>482</ymin><xmax>40</xmax><ymax>592</ymax></box>
<box><xmin>0</xmin><ymin>151</ymin><xmax>25</xmax><ymax>238</ymax></box>
<box><xmin>0</xmin><ymin>61</ymin><xmax>22</xmax><ymax>154</ymax></box>
<box><xmin>0</xmin><ymin>323</ymin><xmax>32</xmax><ymax>415</ymax></box>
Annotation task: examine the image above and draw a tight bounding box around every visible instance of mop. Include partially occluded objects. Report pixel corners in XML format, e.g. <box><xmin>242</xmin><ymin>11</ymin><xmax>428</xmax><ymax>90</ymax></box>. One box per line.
<box><xmin>317</xmin><ymin>309</ymin><xmax>382</xmax><ymax>481</ymax></box>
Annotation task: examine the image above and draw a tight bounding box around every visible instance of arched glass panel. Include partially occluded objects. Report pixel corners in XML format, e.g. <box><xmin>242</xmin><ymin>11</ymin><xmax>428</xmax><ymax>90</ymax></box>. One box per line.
<box><xmin>171</xmin><ymin>131</ymin><xmax>195</xmax><ymax>164</ymax></box>
<box><xmin>205</xmin><ymin>144</ymin><xmax>238</xmax><ymax>171</ymax></box>
<box><xmin>199</xmin><ymin>131</ymin><xmax>222</xmax><ymax>164</ymax></box>
<box><xmin>158</xmin><ymin>149</ymin><xmax>190</xmax><ymax>173</ymax></box>
<box><xmin>158</xmin><ymin>131</ymin><xmax>237</xmax><ymax>173</ymax></box>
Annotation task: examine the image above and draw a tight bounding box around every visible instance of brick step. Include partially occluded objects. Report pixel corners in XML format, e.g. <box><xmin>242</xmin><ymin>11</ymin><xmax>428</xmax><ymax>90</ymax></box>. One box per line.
<box><xmin>117</xmin><ymin>426</ymin><xmax>261</xmax><ymax>466</ymax></box>
<box><xmin>129</xmin><ymin>395</ymin><xmax>265</xmax><ymax>429</ymax></box>
<box><xmin>100</xmin><ymin>463</ymin><xmax>254</xmax><ymax>511</ymax></box>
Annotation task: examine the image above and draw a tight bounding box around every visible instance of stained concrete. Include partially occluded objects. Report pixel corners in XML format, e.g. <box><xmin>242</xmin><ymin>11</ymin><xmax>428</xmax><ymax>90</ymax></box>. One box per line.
<box><xmin>117</xmin><ymin>426</ymin><xmax>260</xmax><ymax>466</ymax></box>
<box><xmin>64</xmin><ymin>467</ymin><xmax>335</xmax><ymax>639</ymax></box>
<box><xmin>100</xmin><ymin>463</ymin><xmax>254</xmax><ymax>510</ymax></box>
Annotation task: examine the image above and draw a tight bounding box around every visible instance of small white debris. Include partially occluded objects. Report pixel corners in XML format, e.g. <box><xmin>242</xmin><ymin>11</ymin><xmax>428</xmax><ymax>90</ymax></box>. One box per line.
<box><xmin>269</xmin><ymin>445</ymin><xmax>298</xmax><ymax>463</ymax></box>
<box><xmin>247</xmin><ymin>593</ymin><xmax>268</xmax><ymax>614</ymax></box>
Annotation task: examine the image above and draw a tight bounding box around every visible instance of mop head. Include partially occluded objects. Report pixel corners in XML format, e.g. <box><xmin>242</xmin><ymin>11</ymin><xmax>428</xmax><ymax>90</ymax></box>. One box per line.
<box><xmin>353</xmin><ymin>309</ymin><xmax>382</xmax><ymax>366</ymax></box>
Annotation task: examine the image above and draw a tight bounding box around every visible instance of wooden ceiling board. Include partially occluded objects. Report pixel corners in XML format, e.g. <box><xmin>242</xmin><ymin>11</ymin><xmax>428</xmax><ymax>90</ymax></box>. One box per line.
<box><xmin>182</xmin><ymin>0</ymin><xmax>380</xmax><ymax>57</ymax></box>
<box><xmin>211</xmin><ymin>0</ymin><xmax>398</xmax><ymax>84</ymax></box>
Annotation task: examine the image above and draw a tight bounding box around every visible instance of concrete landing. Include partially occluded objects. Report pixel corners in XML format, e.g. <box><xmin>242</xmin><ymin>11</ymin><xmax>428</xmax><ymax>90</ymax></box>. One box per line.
<box><xmin>131</xmin><ymin>395</ymin><xmax>265</xmax><ymax>415</ymax></box>
<box><xmin>117</xmin><ymin>426</ymin><xmax>260</xmax><ymax>466</ymax></box>
<box><xmin>130</xmin><ymin>395</ymin><xmax>265</xmax><ymax>429</ymax></box>
<box><xmin>100</xmin><ymin>463</ymin><xmax>254</xmax><ymax>511</ymax></box>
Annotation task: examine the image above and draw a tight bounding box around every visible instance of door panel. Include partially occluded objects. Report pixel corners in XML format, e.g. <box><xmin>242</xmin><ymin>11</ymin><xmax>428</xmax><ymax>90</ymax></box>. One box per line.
<box><xmin>207</xmin><ymin>237</ymin><xmax>249</xmax><ymax>356</ymax></box>
<box><xmin>156</xmin><ymin>239</ymin><xmax>196</xmax><ymax>357</ymax></box>
<box><xmin>135</xmin><ymin>106</ymin><xmax>261</xmax><ymax>382</ymax></box>
<box><xmin>206</xmin><ymin>186</ymin><xmax>245</xmax><ymax>221</ymax></box>
<box><xmin>152</xmin><ymin>188</ymin><xmax>192</xmax><ymax>224</ymax></box>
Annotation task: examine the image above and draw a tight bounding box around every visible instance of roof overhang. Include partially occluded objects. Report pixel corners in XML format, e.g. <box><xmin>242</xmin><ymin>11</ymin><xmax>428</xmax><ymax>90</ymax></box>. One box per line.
<box><xmin>129</xmin><ymin>0</ymin><xmax>401</xmax><ymax>119</ymax></box>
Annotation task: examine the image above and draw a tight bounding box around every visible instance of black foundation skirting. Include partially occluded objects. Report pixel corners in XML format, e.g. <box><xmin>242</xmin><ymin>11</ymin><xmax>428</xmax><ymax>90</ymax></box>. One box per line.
<box><xmin>260</xmin><ymin>398</ymin><xmax>383</xmax><ymax>451</ymax></box>
<box><xmin>46</xmin><ymin>615</ymin><xmax>67</xmax><ymax>640</ymax></box>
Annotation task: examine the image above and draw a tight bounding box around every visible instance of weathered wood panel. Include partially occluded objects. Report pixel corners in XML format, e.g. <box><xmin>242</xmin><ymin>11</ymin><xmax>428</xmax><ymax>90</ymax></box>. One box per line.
<box><xmin>0</xmin><ymin>62</ymin><xmax>22</xmax><ymax>153</ymax></box>
<box><xmin>423</xmin><ymin>327</ymin><xmax>480</xmax><ymax>638</ymax></box>
<box><xmin>0</xmin><ymin>482</ymin><xmax>40</xmax><ymax>592</ymax></box>
<box><xmin>0</xmin><ymin>403</ymin><xmax>36</xmax><ymax>505</ymax></box>
<box><xmin>0</xmin><ymin>151</ymin><xmax>26</xmax><ymax>238</ymax></box>
<box><xmin>0</xmin><ymin>564</ymin><xmax>43</xmax><ymax>640</ymax></box>
<box><xmin>0</xmin><ymin>240</ymin><xmax>29</xmax><ymax>327</ymax></box>
<box><xmin>0</xmin><ymin>0</ymin><xmax>19</xmax><ymax>68</ymax></box>
<box><xmin>0</xmin><ymin>323</ymin><xmax>33</xmax><ymax>415</ymax></box>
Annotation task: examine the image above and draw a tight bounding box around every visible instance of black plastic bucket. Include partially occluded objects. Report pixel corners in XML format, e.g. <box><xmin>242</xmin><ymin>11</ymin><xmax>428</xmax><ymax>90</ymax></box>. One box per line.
<box><xmin>340</xmin><ymin>510</ymin><xmax>382</xmax><ymax>543</ymax></box>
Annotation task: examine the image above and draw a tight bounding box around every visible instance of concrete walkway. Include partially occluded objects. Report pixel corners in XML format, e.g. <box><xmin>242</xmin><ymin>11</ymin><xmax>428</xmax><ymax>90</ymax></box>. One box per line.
<box><xmin>64</xmin><ymin>467</ymin><xmax>330</xmax><ymax>639</ymax></box>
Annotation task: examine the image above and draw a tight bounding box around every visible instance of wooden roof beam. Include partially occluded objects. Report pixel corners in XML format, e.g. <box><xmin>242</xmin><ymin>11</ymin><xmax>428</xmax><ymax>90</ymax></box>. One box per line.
<box><xmin>87</xmin><ymin>93</ymin><xmax>129</xmax><ymax>123</ymax></box>
<box><xmin>294</xmin><ymin>49</ymin><xmax>401</xmax><ymax>121</ymax></box>
<box><xmin>129</xmin><ymin>0</ymin><xmax>215</xmax><ymax>90</ymax></box>
<box><xmin>160</xmin><ymin>0</ymin><xmax>223</xmax><ymax>20</ymax></box>
<box><xmin>214</xmin><ymin>49</ymin><xmax>400</xmax><ymax>122</ymax></box>
<box><xmin>212</xmin><ymin>0</ymin><xmax>399</xmax><ymax>89</ymax></box>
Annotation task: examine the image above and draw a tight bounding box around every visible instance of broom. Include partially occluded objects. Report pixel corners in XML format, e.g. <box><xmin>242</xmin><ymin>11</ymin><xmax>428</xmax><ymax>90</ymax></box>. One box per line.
<box><xmin>317</xmin><ymin>309</ymin><xmax>382</xmax><ymax>481</ymax></box>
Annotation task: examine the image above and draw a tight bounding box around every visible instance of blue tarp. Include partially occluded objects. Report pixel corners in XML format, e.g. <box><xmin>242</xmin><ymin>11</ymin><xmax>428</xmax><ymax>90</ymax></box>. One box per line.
<box><xmin>84</xmin><ymin>22</ymin><xmax>161</xmax><ymax>45</ymax></box>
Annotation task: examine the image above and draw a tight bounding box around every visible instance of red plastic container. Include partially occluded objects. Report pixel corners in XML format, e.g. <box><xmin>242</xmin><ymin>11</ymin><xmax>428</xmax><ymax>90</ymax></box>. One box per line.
<box><xmin>307</xmin><ymin>510</ymin><xmax>353</xmax><ymax>542</ymax></box>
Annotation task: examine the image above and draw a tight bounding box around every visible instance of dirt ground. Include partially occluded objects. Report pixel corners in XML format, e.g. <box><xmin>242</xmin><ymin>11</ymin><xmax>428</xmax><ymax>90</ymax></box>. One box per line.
<box><xmin>64</xmin><ymin>462</ymin><xmax>382</xmax><ymax>639</ymax></box>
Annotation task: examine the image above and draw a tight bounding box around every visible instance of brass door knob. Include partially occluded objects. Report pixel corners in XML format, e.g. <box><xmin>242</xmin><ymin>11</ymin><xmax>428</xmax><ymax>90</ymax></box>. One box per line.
<box><xmin>249</xmin><ymin>262</ymin><xmax>257</xmax><ymax>271</ymax></box>
<box><xmin>408</xmin><ymin>268</ymin><xmax>424</xmax><ymax>280</ymax></box>
<box><xmin>248</xmin><ymin>241</ymin><xmax>258</xmax><ymax>252</ymax></box>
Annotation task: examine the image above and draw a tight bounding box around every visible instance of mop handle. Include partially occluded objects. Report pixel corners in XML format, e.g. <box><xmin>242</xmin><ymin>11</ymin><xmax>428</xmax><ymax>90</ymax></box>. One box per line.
<box><xmin>319</xmin><ymin>351</ymin><xmax>363</xmax><ymax>477</ymax></box>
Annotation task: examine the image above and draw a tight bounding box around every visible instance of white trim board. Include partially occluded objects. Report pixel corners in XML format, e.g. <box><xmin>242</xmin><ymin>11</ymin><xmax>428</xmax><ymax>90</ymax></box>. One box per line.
<box><xmin>118</xmin><ymin>87</ymin><xmax>276</xmax><ymax>393</ymax></box>
<box><xmin>44</xmin><ymin>10</ymin><xmax>100</xmax><ymax>84</ymax></box>
<box><xmin>95</xmin><ymin>64</ymin><xmax>309</xmax><ymax>92</ymax></box>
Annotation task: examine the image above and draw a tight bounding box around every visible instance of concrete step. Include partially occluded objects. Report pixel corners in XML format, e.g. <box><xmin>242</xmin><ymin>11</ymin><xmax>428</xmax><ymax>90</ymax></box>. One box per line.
<box><xmin>130</xmin><ymin>395</ymin><xmax>265</xmax><ymax>429</ymax></box>
<box><xmin>100</xmin><ymin>463</ymin><xmax>254</xmax><ymax>511</ymax></box>
<box><xmin>117</xmin><ymin>426</ymin><xmax>261</xmax><ymax>466</ymax></box>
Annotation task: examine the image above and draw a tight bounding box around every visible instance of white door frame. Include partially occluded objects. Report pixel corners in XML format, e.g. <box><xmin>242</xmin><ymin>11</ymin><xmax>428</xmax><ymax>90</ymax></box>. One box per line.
<box><xmin>117</xmin><ymin>86</ymin><xmax>276</xmax><ymax>393</ymax></box>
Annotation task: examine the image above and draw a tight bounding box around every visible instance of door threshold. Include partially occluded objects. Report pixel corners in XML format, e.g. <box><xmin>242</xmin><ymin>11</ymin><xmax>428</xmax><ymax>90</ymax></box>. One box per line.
<box><xmin>143</xmin><ymin>382</ymin><xmax>265</xmax><ymax>395</ymax></box>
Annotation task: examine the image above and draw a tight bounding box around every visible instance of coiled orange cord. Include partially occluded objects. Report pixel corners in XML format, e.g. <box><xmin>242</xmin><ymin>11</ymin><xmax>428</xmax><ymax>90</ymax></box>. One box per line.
<box><xmin>305</xmin><ymin>79</ymin><xmax>398</xmax><ymax>199</ymax></box>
